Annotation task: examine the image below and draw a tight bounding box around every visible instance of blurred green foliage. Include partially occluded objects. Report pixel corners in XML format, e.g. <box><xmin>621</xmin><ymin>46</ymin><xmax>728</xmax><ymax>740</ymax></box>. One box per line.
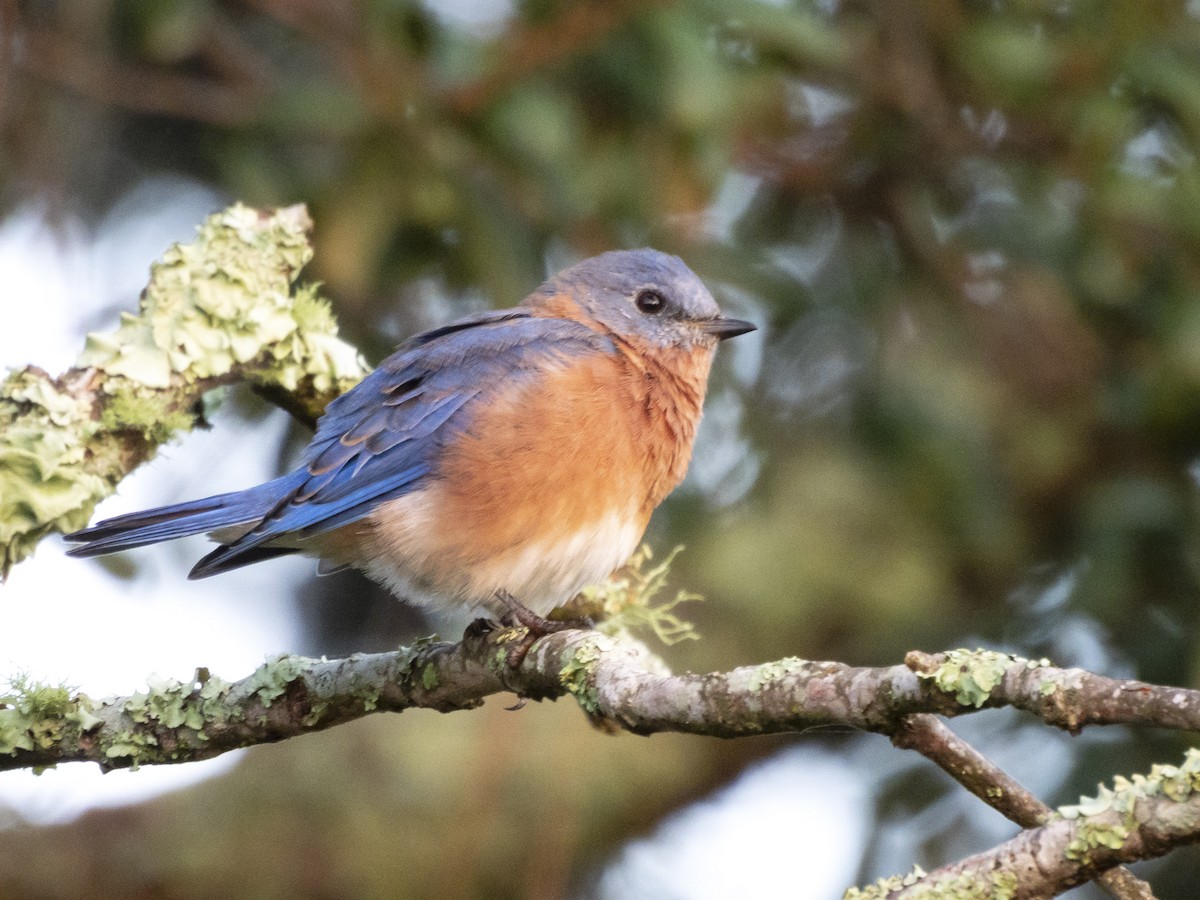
<box><xmin>5</xmin><ymin>0</ymin><xmax>1200</xmax><ymax>895</ymax></box>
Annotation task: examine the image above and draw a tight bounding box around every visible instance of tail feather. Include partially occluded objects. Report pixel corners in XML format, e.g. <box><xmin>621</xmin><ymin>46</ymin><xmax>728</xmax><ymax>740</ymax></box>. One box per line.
<box><xmin>64</xmin><ymin>474</ymin><xmax>305</xmax><ymax>561</ymax></box>
<box><xmin>188</xmin><ymin>544</ymin><xmax>300</xmax><ymax>579</ymax></box>
<box><xmin>182</xmin><ymin>461</ymin><xmax>430</xmax><ymax>579</ymax></box>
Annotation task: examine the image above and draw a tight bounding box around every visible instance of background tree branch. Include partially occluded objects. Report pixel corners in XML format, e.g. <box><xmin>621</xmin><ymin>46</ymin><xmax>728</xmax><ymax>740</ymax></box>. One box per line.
<box><xmin>892</xmin><ymin>714</ymin><xmax>1154</xmax><ymax>900</ymax></box>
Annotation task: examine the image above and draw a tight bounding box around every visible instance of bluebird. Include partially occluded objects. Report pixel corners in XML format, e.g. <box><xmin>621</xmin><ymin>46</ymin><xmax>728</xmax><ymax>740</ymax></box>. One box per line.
<box><xmin>65</xmin><ymin>249</ymin><xmax>754</xmax><ymax>647</ymax></box>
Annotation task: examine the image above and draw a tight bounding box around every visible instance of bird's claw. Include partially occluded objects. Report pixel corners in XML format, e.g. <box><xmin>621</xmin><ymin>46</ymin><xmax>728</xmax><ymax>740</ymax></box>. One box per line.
<box><xmin>493</xmin><ymin>590</ymin><xmax>593</xmax><ymax>668</ymax></box>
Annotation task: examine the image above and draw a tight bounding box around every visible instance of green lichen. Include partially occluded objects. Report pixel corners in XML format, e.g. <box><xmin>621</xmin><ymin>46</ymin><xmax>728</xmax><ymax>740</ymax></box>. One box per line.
<box><xmin>77</xmin><ymin>205</ymin><xmax>365</xmax><ymax>395</ymax></box>
<box><xmin>926</xmin><ymin>871</ymin><xmax>1018</xmax><ymax>899</ymax></box>
<box><xmin>353</xmin><ymin>685</ymin><xmax>381</xmax><ymax>712</ymax></box>
<box><xmin>845</xmin><ymin>867</ymin><xmax>1017</xmax><ymax>899</ymax></box>
<box><xmin>114</xmin><ymin>670</ymin><xmax>241</xmax><ymax>760</ymax></box>
<box><xmin>492</xmin><ymin>626</ymin><xmax>529</xmax><ymax>671</ymax></box>
<box><xmin>99</xmin><ymin>390</ymin><xmax>198</xmax><ymax>443</ymax></box>
<box><xmin>559</xmin><ymin>636</ymin><xmax>613</xmax><ymax>715</ymax></box>
<box><xmin>124</xmin><ymin>675</ymin><xmax>208</xmax><ymax>731</ymax></box>
<box><xmin>68</xmin><ymin>702</ymin><xmax>104</xmax><ymax>733</ymax></box>
<box><xmin>748</xmin><ymin>657</ymin><xmax>807</xmax><ymax>691</ymax></box>
<box><xmin>421</xmin><ymin>663</ymin><xmax>439</xmax><ymax>691</ymax></box>
<box><xmin>1060</xmin><ymin>748</ymin><xmax>1200</xmax><ymax>818</ymax></box>
<box><xmin>572</xmin><ymin>545</ymin><xmax>702</xmax><ymax>645</ymax></box>
<box><xmin>1056</xmin><ymin>748</ymin><xmax>1200</xmax><ymax>862</ymax></box>
<box><xmin>101</xmin><ymin>728</ymin><xmax>159</xmax><ymax>768</ymax></box>
<box><xmin>0</xmin><ymin>370</ymin><xmax>108</xmax><ymax>576</ymax></box>
<box><xmin>843</xmin><ymin>866</ymin><xmax>926</xmax><ymax>899</ymax></box>
<box><xmin>345</xmin><ymin>667</ymin><xmax>381</xmax><ymax>715</ymax></box>
<box><xmin>186</xmin><ymin>668</ymin><xmax>238</xmax><ymax>730</ymax></box>
<box><xmin>0</xmin><ymin>677</ymin><xmax>70</xmax><ymax>754</ymax></box>
<box><xmin>393</xmin><ymin>635</ymin><xmax>448</xmax><ymax>694</ymax></box>
<box><xmin>916</xmin><ymin>648</ymin><xmax>1020</xmax><ymax>708</ymax></box>
<box><xmin>0</xmin><ymin>676</ymin><xmax>102</xmax><ymax>762</ymax></box>
<box><xmin>94</xmin><ymin>665</ymin><xmax>277</xmax><ymax>766</ymax></box>
<box><xmin>302</xmin><ymin>700</ymin><xmax>330</xmax><ymax>726</ymax></box>
<box><xmin>1064</xmin><ymin>819</ymin><xmax>1130</xmax><ymax>863</ymax></box>
<box><xmin>247</xmin><ymin>654</ymin><xmax>311</xmax><ymax>706</ymax></box>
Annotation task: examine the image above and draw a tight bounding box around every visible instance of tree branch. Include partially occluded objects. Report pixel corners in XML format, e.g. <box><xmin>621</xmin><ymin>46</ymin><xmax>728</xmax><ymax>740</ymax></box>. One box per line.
<box><xmin>16</xmin><ymin>21</ymin><xmax>267</xmax><ymax>126</ymax></box>
<box><xmin>893</xmin><ymin>714</ymin><xmax>1155</xmax><ymax>900</ymax></box>
<box><xmin>882</xmin><ymin>761</ymin><xmax>1200</xmax><ymax>899</ymax></box>
<box><xmin>0</xmin><ymin>203</ymin><xmax>369</xmax><ymax>578</ymax></box>
<box><xmin>3</xmin><ymin>638</ymin><xmax>1199</xmax><ymax>769</ymax></box>
<box><xmin>4</xmin><ymin>630</ymin><xmax>1200</xmax><ymax>897</ymax></box>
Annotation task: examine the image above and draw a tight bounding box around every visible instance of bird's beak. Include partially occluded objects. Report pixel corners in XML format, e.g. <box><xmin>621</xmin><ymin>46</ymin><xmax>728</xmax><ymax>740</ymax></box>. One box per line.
<box><xmin>699</xmin><ymin>317</ymin><xmax>756</xmax><ymax>340</ymax></box>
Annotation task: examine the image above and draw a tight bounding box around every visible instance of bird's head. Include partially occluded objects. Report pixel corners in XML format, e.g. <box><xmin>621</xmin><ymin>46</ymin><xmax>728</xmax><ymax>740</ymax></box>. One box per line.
<box><xmin>526</xmin><ymin>249</ymin><xmax>755</xmax><ymax>351</ymax></box>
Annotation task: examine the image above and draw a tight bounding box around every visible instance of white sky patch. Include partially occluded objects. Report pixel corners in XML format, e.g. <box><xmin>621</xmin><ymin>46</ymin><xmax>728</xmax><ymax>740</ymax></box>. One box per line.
<box><xmin>701</xmin><ymin>169</ymin><xmax>762</xmax><ymax>242</ymax></box>
<box><xmin>0</xmin><ymin>181</ymin><xmax>312</xmax><ymax>826</ymax></box>
<box><xmin>595</xmin><ymin>746</ymin><xmax>870</xmax><ymax>899</ymax></box>
<box><xmin>420</xmin><ymin>0</ymin><xmax>514</xmax><ymax>36</ymax></box>
<box><xmin>1121</xmin><ymin>121</ymin><xmax>1195</xmax><ymax>186</ymax></box>
<box><xmin>786</xmin><ymin>80</ymin><xmax>857</xmax><ymax>128</ymax></box>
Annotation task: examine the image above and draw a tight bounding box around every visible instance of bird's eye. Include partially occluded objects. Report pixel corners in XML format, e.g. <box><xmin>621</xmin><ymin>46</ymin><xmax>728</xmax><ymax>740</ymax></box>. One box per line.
<box><xmin>635</xmin><ymin>289</ymin><xmax>667</xmax><ymax>315</ymax></box>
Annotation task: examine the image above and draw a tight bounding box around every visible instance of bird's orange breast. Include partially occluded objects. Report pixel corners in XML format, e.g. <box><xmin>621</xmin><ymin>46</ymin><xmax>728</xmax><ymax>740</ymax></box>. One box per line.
<box><xmin>348</xmin><ymin>340</ymin><xmax>714</xmax><ymax>613</ymax></box>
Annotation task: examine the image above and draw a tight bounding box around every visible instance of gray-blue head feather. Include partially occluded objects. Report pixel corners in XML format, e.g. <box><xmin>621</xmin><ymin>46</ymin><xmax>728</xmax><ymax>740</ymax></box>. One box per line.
<box><xmin>527</xmin><ymin>248</ymin><xmax>753</xmax><ymax>348</ymax></box>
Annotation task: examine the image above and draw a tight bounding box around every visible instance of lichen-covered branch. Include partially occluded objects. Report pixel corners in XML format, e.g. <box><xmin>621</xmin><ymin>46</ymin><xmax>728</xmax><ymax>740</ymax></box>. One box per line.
<box><xmin>5</xmin><ymin>630</ymin><xmax>1200</xmax><ymax>894</ymax></box>
<box><xmin>892</xmin><ymin>714</ymin><xmax>1154</xmax><ymax>900</ymax></box>
<box><xmin>5</xmin><ymin>640</ymin><xmax>1200</xmax><ymax>774</ymax></box>
<box><xmin>0</xmin><ymin>203</ymin><xmax>369</xmax><ymax>578</ymax></box>
<box><xmin>848</xmin><ymin>751</ymin><xmax>1200</xmax><ymax>899</ymax></box>
<box><xmin>903</xmin><ymin>648</ymin><xmax>1200</xmax><ymax>733</ymax></box>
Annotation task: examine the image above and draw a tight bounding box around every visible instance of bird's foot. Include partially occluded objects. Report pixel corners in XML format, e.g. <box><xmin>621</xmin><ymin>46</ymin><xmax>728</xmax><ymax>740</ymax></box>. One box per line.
<box><xmin>494</xmin><ymin>590</ymin><xmax>593</xmax><ymax>668</ymax></box>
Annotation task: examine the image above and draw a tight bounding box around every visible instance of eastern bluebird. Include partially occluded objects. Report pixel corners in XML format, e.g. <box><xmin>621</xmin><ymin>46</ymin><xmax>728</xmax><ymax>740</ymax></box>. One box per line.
<box><xmin>66</xmin><ymin>249</ymin><xmax>754</xmax><ymax>639</ymax></box>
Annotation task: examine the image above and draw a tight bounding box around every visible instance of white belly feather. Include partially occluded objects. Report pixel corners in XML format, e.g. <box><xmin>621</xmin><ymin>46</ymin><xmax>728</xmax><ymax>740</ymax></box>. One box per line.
<box><xmin>338</xmin><ymin>490</ymin><xmax>645</xmax><ymax>617</ymax></box>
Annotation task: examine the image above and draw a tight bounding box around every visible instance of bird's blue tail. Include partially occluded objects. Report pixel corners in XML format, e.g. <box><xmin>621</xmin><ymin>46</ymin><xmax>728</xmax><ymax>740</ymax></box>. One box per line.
<box><xmin>63</xmin><ymin>472</ymin><xmax>307</xmax><ymax>573</ymax></box>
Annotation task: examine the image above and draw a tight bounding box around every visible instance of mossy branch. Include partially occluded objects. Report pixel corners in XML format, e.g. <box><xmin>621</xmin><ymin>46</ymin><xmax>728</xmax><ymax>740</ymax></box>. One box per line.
<box><xmin>0</xmin><ymin>203</ymin><xmax>370</xmax><ymax>578</ymax></box>
<box><xmin>891</xmin><ymin>714</ymin><xmax>1154</xmax><ymax>900</ymax></box>
<box><xmin>853</xmin><ymin>751</ymin><xmax>1200</xmax><ymax>899</ymax></box>
<box><xmin>4</xmin><ymin>638</ymin><xmax>1200</xmax><ymax>766</ymax></box>
<box><xmin>2</xmin><ymin>636</ymin><xmax>1200</xmax><ymax>896</ymax></box>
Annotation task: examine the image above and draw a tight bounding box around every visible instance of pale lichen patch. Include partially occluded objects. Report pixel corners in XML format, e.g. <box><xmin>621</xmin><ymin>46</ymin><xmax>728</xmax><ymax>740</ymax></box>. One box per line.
<box><xmin>0</xmin><ymin>676</ymin><xmax>102</xmax><ymax>770</ymax></box>
<box><xmin>247</xmin><ymin>654</ymin><xmax>311</xmax><ymax>706</ymax></box>
<box><xmin>1056</xmin><ymin>748</ymin><xmax>1200</xmax><ymax>863</ymax></box>
<box><xmin>748</xmin><ymin>657</ymin><xmax>807</xmax><ymax>691</ymax></box>
<box><xmin>0</xmin><ymin>369</ymin><xmax>107</xmax><ymax>576</ymax></box>
<box><xmin>844</xmin><ymin>866</ymin><xmax>1018</xmax><ymax>899</ymax></box>
<box><xmin>843</xmin><ymin>866</ymin><xmax>926</xmax><ymax>899</ymax></box>
<box><xmin>915</xmin><ymin>648</ymin><xmax>1020</xmax><ymax>708</ymax></box>
<box><xmin>77</xmin><ymin>206</ymin><xmax>365</xmax><ymax>397</ymax></box>
<box><xmin>124</xmin><ymin>675</ymin><xmax>208</xmax><ymax>731</ymax></box>
<box><xmin>559</xmin><ymin>635</ymin><xmax>614</xmax><ymax>715</ymax></box>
